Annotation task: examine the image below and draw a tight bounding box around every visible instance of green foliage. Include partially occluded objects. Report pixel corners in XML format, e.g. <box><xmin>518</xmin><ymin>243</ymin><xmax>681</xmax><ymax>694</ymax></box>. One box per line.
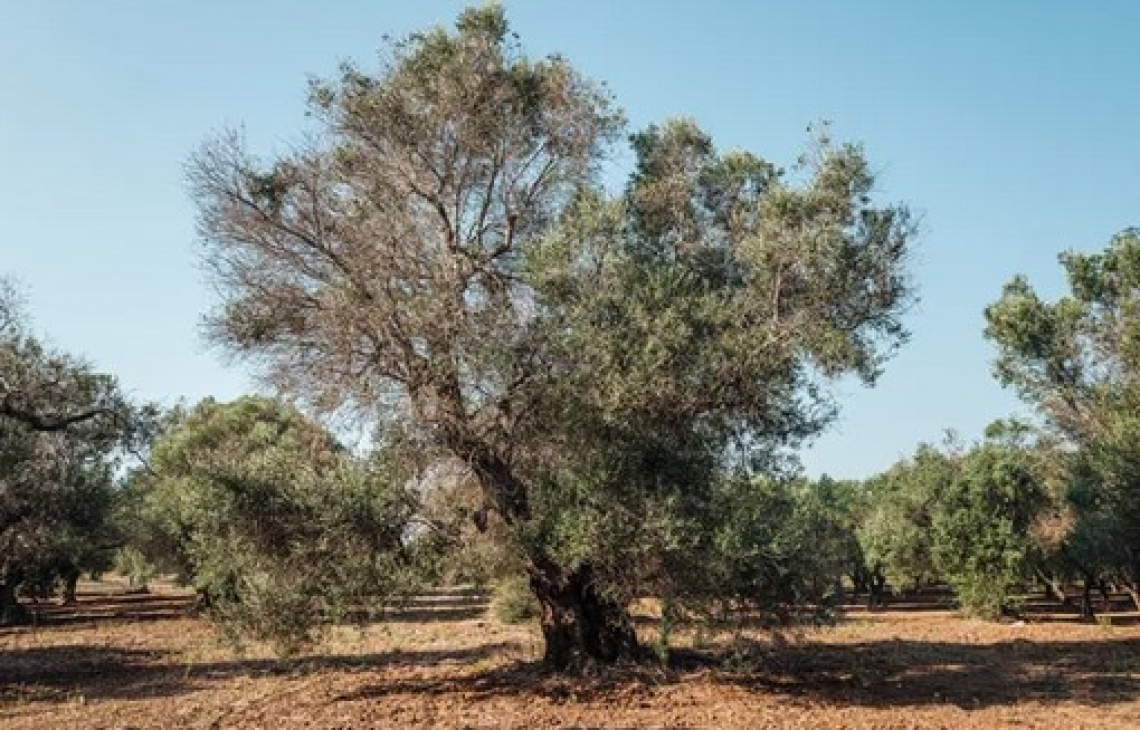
<box><xmin>858</xmin><ymin>445</ymin><xmax>956</xmax><ymax>590</ymax></box>
<box><xmin>0</xmin><ymin>281</ymin><xmax>128</xmax><ymax>620</ymax></box>
<box><xmin>491</xmin><ymin>573</ymin><xmax>541</xmax><ymax>624</ymax></box>
<box><xmin>986</xmin><ymin>229</ymin><xmax>1140</xmax><ymax>606</ymax></box>
<box><xmin>856</xmin><ymin>432</ymin><xmax>1051</xmax><ymax>617</ymax></box>
<box><xmin>931</xmin><ymin>445</ymin><xmax>1044</xmax><ymax>617</ymax></box>
<box><xmin>798</xmin><ymin>476</ymin><xmax>871</xmax><ymax>594</ymax></box>
<box><xmin>113</xmin><ymin>546</ymin><xmax>155</xmax><ymax>590</ymax></box>
<box><xmin>663</xmin><ymin>476</ymin><xmax>850</xmax><ymax>628</ymax></box>
<box><xmin>127</xmin><ymin>396</ymin><xmax>418</xmax><ymax>656</ymax></box>
<box><xmin>513</xmin><ymin>117</ymin><xmax>914</xmax><ymax>639</ymax></box>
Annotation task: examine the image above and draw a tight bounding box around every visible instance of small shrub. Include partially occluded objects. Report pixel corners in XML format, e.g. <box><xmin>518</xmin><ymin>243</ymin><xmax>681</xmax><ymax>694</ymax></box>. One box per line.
<box><xmin>492</xmin><ymin>574</ymin><xmax>540</xmax><ymax>624</ymax></box>
<box><xmin>209</xmin><ymin>569</ymin><xmax>322</xmax><ymax>658</ymax></box>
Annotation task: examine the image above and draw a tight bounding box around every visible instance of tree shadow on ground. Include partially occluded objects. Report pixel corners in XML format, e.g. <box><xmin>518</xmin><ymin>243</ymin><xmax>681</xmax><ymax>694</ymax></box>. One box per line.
<box><xmin>336</xmin><ymin>636</ymin><xmax>1140</xmax><ymax>711</ymax></box>
<box><xmin>0</xmin><ymin>641</ymin><xmax>524</xmax><ymax>707</ymax></box>
<box><xmin>7</xmin><ymin>588</ymin><xmax>1140</xmax><ymax>713</ymax></box>
<box><xmin>8</xmin><ymin>593</ymin><xmax>199</xmax><ymax>629</ymax></box>
<box><xmin>714</xmin><ymin>637</ymin><xmax>1140</xmax><ymax>709</ymax></box>
<box><xmin>368</xmin><ymin>592</ymin><xmax>491</xmax><ymax>624</ymax></box>
<box><xmin>8</xmin><ymin>590</ymin><xmax>492</xmax><ymax>629</ymax></box>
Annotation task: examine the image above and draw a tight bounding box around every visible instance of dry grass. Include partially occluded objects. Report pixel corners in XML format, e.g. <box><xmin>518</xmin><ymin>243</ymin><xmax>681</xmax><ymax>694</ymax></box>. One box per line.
<box><xmin>2</xmin><ymin>580</ymin><xmax>1139</xmax><ymax>729</ymax></box>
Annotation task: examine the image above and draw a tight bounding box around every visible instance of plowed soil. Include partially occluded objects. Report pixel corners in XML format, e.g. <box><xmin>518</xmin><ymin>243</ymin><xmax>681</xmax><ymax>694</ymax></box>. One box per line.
<box><xmin>2</xmin><ymin>581</ymin><xmax>1139</xmax><ymax>729</ymax></box>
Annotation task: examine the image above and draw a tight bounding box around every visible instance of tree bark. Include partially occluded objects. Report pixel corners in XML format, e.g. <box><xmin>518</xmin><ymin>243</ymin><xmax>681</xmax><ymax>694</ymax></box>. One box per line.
<box><xmin>850</xmin><ymin>568</ymin><xmax>869</xmax><ymax>601</ymax></box>
<box><xmin>0</xmin><ymin>575</ymin><xmax>28</xmax><ymax>625</ymax></box>
<box><xmin>528</xmin><ymin>560</ymin><xmax>641</xmax><ymax>669</ymax></box>
<box><xmin>1080</xmin><ymin>574</ymin><xmax>1096</xmax><ymax>620</ymax></box>
<box><xmin>0</xmin><ymin>400</ymin><xmax>109</xmax><ymax>432</ymax></box>
<box><xmin>1037</xmin><ymin>569</ymin><xmax>1069</xmax><ymax>605</ymax></box>
<box><xmin>458</xmin><ymin>441</ymin><xmax>641</xmax><ymax>668</ymax></box>
<box><xmin>459</xmin><ymin>443</ymin><xmax>642</xmax><ymax>668</ymax></box>
<box><xmin>61</xmin><ymin>567</ymin><xmax>80</xmax><ymax>605</ymax></box>
<box><xmin>867</xmin><ymin>568</ymin><xmax>888</xmax><ymax>609</ymax></box>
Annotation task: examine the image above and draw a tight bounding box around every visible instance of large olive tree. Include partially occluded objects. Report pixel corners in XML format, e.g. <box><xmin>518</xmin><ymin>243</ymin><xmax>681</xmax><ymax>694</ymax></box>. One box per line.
<box><xmin>190</xmin><ymin>7</ymin><xmax>914</xmax><ymax>667</ymax></box>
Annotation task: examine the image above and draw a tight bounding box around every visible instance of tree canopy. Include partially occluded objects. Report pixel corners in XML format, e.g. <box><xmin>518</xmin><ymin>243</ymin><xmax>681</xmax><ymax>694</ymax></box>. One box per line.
<box><xmin>123</xmin><ymin>396</ymin><xmax>418</xmax><ymax>655</ymax></box>
<box><xmin>0</xmin><ymin>277</ymin><xmax>128</xmax><ymax>623</ymax></box>
<box><xmin>190</xmin><ymin>6</ymin><xmax>915</xmax><ymax>667</ymax></box>
<box><xmin>986</xmin><ymin>229</ymin><xmax>1140</xmax><ymax>610</ymax></box>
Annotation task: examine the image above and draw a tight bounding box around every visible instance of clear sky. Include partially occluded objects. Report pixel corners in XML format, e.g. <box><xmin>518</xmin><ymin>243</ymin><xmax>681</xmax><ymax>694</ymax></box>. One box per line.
<box><xmin>3</xmin><ymin>1</ymin><xmax>1138</xmax><ymax>479</ymax></box>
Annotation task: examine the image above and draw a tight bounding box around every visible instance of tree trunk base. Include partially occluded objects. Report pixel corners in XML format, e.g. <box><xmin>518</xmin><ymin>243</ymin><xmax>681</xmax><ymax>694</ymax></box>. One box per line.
<box><xmin>60</xmin><ymin>569</ymin><xmax>80</xmax><ymax>605</ymax></box>
<box><xmin>530</xmin><ymin>563</ymin><xmax>642</xmax><ymax>670</ymax></box>
<box><xmin>0</xmin><ymin>581</ymin><xmax>29</xmax><ymax>626</ymax></box>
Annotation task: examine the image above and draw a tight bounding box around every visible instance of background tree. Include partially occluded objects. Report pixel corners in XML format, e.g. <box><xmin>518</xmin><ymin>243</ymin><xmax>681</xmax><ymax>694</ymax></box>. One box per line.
<box><xmin>125</xmin><ymin>396</ymin><xmax>418</xmax><ymax>656</ymax></box>
<box><xmin>986</xmin><ymin>229</ymin><xmax>1140</xmax><ymax>610</ymax></box>
<box><xmin>805</xmin><ymin>476</ymin><xmax>876</xmax><ymax>603</ymax></box>
<box><xmin>190</xmin><ymin>6</ymin><xmax>914</xmax><ymax>667</ymax></box>
<box><xmin>856</xmin><ymin>428</ymin><xmax>1051</xmax><ymax>617</ymax></box>
<box><xmin>858</xmin><ymin>444</ymin><xmax>956</xmax><ymax>595</ymax></box>
<box><xmin>931</xmin><ymin>442</ymin><xmax>1044</xmax><ymax>617</ymax></box>
<box><xmin>0</xmin><ymin>278</ymin><xmax>126</xmax><ymax>623</ymax></box>
<box><xmin>674</xmin><ymin>475</ymin><xmax>857</xmax><ymax>628</ymax></box>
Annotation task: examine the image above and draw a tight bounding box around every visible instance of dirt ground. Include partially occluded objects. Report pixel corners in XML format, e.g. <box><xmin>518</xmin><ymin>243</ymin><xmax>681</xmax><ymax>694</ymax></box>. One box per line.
<box><xmin>2</xmin><ymin>580</ymin><xmax>1139</xmax><ymax>729</ymax></box>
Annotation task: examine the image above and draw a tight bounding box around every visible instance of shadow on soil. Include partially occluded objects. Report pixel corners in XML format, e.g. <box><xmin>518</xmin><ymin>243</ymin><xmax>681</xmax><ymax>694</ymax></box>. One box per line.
<box><xmin>715</xmin><ymin>636</ymin><xmax>1140</xmax><ymax>709</ymax></box>
<box><xmin>5</xmin><ymin>587</ymin><xmax>1140</xmax><ymax>711</ymax></box>
<box><xmin>0</xmin><ymin>587</ymin><xmax>498</xmax><ymax>707</ymax></box>
<box><xmin>9</xmin><ymin>593</ymin><xmax>199</xmax><ymax>628</ymax></box>
<box><xmin>0</xmin><ymin>641</ymin><xmax>523</xmax><ymax>706</ymax></box>
<box><xmin>336</xmin><ymin>636</ymin><xmax>1140</xmax><ymax>710</ymax></box>
<box><xmin>372</xmin><ymin>590</ymin><xmax>491</xmax><ymax>624</ymax></box>
<box><xmin>9</xmin><ymin>587</ymin><xmax>493</xmax><ymax>629</ymax></box>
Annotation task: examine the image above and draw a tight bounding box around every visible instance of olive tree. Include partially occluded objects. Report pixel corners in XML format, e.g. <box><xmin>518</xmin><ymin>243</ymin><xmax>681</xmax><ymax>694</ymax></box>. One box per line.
<box><xmin>126</xmin><ymin>396</ymin><xmax>417</xmax><ymax>656</ymax></box>
<box><xmin>858</xmin><ymin>432</ymin><xmax>1051</xmax><ymax>616</ymax></box>
<box><xmin>0</xmin><ymin>279</ymin><xmax>126</xmax><ymax>622</ymax></box>
<box><xmin>986</xmin><ymin>229</ymin><xmax>1140</xmax><ymax>610</ymax></box>
<box><xmin>190</xmin><ymin>7</ymin><xmax>914</xmax><ymax>667</ymax></box>
<box><xmin>932</xmin><ymin>443</ymin><xmax>1044</xmax><ymax>617</ymax></box>
<box><xmin>858</xmin><ymin>445</ymin><xmax>955</xmax><ymax>595</ymax></box>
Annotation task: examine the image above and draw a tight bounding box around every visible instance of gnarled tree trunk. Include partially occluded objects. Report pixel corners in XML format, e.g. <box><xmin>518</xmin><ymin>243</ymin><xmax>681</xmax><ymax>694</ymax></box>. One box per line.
<box><xmin>528</xmin><ymin>560</ymin><xmax>641</xmax><ymax>669</ymax></box>
<box><xmin>463</xmin><ymin>445</ymin><xmax>642</xmax><ymax>668</ymax></box>
<box><xmin>463</xmin><ymin>448</ymin><xmax>641</xmax><ymax>668</ymax></box>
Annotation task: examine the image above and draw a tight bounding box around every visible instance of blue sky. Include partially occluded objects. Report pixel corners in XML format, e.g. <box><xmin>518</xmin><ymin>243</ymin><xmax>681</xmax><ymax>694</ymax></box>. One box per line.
<box><xmin>3</xmin><ymin>1</ymin><xmax>1138</xmax><ymax>478</ymax></box>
